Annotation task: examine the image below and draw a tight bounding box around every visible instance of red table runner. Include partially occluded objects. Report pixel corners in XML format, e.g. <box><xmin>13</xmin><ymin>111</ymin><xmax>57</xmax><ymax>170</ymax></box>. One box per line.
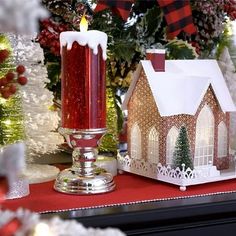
<box><xmin>3</xmin><ymin>173</ymin><xmax>236</xmax><ymax>214</ymax></box>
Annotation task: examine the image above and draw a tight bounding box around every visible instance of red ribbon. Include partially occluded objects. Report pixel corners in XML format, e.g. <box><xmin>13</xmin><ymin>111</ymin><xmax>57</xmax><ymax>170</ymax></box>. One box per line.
<box><xmin>157</xmin><ymin>0</ymin><xmax>196</xmax><ymax>39</ymax></box>
<box><xmin>94</xmin><ymin>0</ymin><xmax>196</xmax><ymax>39</ymax></box>
<box><xmin>0</xmin><ymin>218</ymin><xmax>22</xmax><ymax>236</ymax></box>
<box><xmin>94</xmin><ymin>0</ymin><xmax>134</xmax><ymax>21</ymax></box>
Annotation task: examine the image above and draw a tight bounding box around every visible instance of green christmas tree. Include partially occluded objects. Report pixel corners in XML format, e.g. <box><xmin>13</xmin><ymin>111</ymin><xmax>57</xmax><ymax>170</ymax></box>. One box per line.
<box><xmin>173</xmin><ymin>126</ymin><xmax>193</xmax><ymax>170</ymax></box>
<box><xmin>0</xmin><ymin>35</ymin><xmax>25</xmax><ymax>146</ymax></box>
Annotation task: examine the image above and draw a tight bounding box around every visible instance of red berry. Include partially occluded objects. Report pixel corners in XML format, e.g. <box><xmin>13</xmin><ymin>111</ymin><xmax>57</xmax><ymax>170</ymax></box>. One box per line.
<box><xmin>1</xmin><ymin>91</ymin><xmax>11</xmax><ymax>99</ymax></box>
<box><xmin>0</xmin><ymin>78</ymin><xmax>8</xmax><ymax>86</ymax></box>
<box><xmin>16</xmin><ymin>65</ymin><xmax>26</xmax><ymax>74</ymax></box>
<box><xmin>9</xmin><ymin>84</ymin><xmax>17</xmax><ymax>94</ymax></box>
<box><xmin>17</xmin><ymin>76</ymin><xmax>28</xmax><ymax>85</ymax></box>
<box><xmin>6</xmin><ymin>72</ymin><xmax>15</xmax><ymax>82</ymax></box>
<box><xmin>0</xmin><ymin>49</ymin><xmax>9</xmax><ymax>64</ymax></box>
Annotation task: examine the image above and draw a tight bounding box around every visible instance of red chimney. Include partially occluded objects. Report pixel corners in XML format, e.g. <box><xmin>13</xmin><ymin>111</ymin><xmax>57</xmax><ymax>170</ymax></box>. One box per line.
<box><xmin>146</xmin><ymin>49</ymin><xmax>165</xmax><ymax>72</ymax></box>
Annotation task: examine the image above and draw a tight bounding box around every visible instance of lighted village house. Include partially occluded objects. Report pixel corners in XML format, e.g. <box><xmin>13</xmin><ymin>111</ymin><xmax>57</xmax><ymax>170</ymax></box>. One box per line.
<box><xmin>118</xmin><ymin>49</ymin><xmax>236</xmax><ymax>187</ymax></box>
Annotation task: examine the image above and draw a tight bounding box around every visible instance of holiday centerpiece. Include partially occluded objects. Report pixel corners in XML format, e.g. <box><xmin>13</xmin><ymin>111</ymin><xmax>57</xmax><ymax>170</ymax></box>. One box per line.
<box><xmin>54</xmin><ymin>15</ymin><xmax>115</xmax><ymax>194</ymax></box>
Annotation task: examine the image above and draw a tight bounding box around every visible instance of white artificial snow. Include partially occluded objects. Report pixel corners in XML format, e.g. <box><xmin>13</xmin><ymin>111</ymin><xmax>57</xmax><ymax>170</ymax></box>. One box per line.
<box><xmin>147</xmin><ymin>73</ymin><xmax>210</xmax><ymax>116</ymax></box>
<box><xmin>47</xmin><ymin>217</ymin><xmax>125</xmax><ymax>236</ymax></box>
<box><xmin>123</xmin><ymin>59</ymin><xmax>236</xmax><ymax>116</ymax></box>
<box><xmin>8</xmin><ymin>34</ymin><xmax>64</xmax><ymax>160</ymax></box>
<box><xmin>23</xmin><ymin>164</ymin><xmax>59</xmax><ymax>184</ymax></box>
<box><xmin>0</xmin><ymin>210</ymin><xmax>126</xmax><ymax>236</ymax></box>
<box><xmin>0</xmin><ymin>0</ymin><xmax>48</xmax><ymax>34</ymax></box>
<box><xmin>60</xmin><ymin>31</ymin><xmax>108</xmax><ymax>60</ymax></box>
<box><xmin>146</xmin><ymin>49</ymin><xmax>165</xmax><ymax>54</ymax></box>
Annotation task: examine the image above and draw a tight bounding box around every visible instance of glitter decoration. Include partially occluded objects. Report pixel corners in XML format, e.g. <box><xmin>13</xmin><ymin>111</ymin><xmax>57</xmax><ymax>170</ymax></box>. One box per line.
<box><xmin>0</xmin><ymin>142</ymin><xmax>29</xmax><ymax>200</ymax></box>
<box><xmin>6</xmin><ymin>178</ymin><xmax>29</xmax><ymax>200</ymax></box>
<box><xmin>60</xmin><ymin>31</ymin><xmax>107</xmax><ymax>129</ymax></box>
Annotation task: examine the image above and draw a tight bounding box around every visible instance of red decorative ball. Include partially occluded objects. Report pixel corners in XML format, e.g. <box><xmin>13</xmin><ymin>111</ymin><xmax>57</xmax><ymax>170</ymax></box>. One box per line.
<box><xmin>16</xmin><ymin>65</ymin><xmax>26</xmax><ymax>74</ymax></box>
<box><xmin>17</xmin><ymin>76</ymin><xmax>28</xmax><ymax>85</ymax></box>
<box><xmin>6</xmin><ymin>72</ymin><xmax>15</xmax><ymax>82</ymax></box>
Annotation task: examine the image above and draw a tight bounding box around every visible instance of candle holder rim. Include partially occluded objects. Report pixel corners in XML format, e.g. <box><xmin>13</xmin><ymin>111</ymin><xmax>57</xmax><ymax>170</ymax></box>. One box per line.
<box><xmin>58</xmin><ymin>127</ymin><xmax>107</xmax><ymax>135</ymax></box>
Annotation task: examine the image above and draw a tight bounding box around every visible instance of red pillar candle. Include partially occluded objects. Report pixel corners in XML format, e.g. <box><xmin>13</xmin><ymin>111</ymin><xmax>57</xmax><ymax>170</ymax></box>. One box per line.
<box><xmin>60</xmin><ymin>31</ymin><xmax>107</xmax><ymax>130</ymax></box>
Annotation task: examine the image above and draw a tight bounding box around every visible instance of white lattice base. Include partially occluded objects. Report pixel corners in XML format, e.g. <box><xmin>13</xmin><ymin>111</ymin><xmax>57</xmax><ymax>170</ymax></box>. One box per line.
<box><xmin>117</xmin><ymin>153</ymin><xmax>236</xmax><ymax>191</ymax></box>
<box><xmin>117</xmin><ymin>153</ymin><xmax>157</xmax><ymax>179</ymax></box>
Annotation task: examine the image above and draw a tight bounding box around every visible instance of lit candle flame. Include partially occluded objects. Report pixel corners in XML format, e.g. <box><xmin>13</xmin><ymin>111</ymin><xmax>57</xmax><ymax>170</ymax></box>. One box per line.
<box><xmin>80</xmin><ymin>14</ymin><xmax>88</xmax><ymax>32</ymax></box>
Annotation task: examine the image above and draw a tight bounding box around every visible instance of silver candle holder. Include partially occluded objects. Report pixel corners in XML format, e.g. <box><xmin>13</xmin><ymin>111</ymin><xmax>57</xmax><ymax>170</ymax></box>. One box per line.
<box><xmin>54</xmin><ymin>128</ymin><xmax>115</xmax><ymax>194</ymax></box>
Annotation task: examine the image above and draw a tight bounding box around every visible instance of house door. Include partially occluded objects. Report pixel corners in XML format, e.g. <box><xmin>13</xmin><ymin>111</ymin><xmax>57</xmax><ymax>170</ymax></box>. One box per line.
<box><xmin>194</xmin><ymin>105</ymin><xmax>214</xmax><ymax>166</ymax></box>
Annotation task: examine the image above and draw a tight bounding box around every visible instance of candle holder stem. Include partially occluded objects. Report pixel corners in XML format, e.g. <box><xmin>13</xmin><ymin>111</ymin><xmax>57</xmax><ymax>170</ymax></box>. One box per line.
<box><xmin>54</xmin><ymin>128</ymin><xmax>115</xmax><ymax>194</ymax></box>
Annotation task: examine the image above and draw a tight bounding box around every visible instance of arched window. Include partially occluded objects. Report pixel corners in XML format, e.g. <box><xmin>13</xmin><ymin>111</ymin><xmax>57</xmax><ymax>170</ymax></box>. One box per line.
<box><xmin>218</xmin><ymin>121</ymin><xmax>227</xmax><ymax>158</ymax></box>
<box><xmin>147</xmin><ymin>127</ymin><xmax>159</xmax><ymax>164</ymax></box>
<box><xmin>166</xmin><ymin>126</ymin><xmax>179</xmax><ymax>165</ymax></box>
<box><xmin>194</xmin><ymin>105</ymin><xmax>214</xmax><ymax>166</ymax></box>
<box><xmin>131</xmin><ymin>123</ymin><xmax>142</xmax><ymax>160</ymax></box>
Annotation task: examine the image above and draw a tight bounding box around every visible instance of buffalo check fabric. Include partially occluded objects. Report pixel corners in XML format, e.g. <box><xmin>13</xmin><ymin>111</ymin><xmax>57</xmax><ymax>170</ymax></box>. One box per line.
<box><xmin>157</xmin><ymin>0</ymin><xmax>197</xmax><ymax>39</ymax></box>
<box><xmin>91</xmin><ymin>0</ymin><xmax>197</xmax><ymax>38</ymax></box>
<box><xmin>94</xmin><ymin>0</ymin><xmax>134</xmax><ymax>21</ymax></box>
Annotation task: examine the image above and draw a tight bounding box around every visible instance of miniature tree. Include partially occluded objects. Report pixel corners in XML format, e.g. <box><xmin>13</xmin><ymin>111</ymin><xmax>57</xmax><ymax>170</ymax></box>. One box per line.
<box><xmin>173</xmin><ymin>126</ymin><xmax>193</xmax><ymax>170</ymax></box>
<box><xmin>9</xmin><ymin>34</ymin><xmax>63</xmax><ymax>160</ymax></box>
<box><xmin>5</xmin><ymin>34</ymin><xmax>64</xmax><ymax>184</ymax></box>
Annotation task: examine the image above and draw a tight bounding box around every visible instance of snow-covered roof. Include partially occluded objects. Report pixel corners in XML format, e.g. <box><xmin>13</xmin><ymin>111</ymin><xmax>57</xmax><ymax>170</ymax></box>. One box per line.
<box><xmin>122</xmin><ymin>59</ymin><xmax>236</xmax><ymax>116</ymax></box>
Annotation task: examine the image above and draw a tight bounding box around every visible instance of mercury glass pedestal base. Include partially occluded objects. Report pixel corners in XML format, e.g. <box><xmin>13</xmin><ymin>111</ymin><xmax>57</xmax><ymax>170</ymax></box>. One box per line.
<box><xmin>54</xmin><ymin>128</ymin><xmax>116</xmax><ymax>194</ymax></box>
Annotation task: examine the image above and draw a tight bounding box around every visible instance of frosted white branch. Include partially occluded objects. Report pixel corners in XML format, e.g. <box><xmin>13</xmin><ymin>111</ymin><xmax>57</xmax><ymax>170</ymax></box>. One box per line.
<box><xmin>8</xmin><ymin>34</ymin><xmax>64</xmax><ymax>160</ymax></box>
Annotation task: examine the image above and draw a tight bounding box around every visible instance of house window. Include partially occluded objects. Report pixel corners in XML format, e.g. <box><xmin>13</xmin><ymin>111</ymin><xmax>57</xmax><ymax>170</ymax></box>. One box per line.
<box><xmin>147</xmin><ymin>127</ymin><xmax>159</xmax><ymax>164</ymax></box>
<box><xmin>166</xmin><ymin>126</ymin><xmax>179</xmax><ymax>165</ymax></box>
<box><xmin>131</xmin><ymin>123</ymin><xmax>142</xmax><ymax>160</ymax></box>
<box><xmin>218</xmin><ymin>121</ymin><xmax>227</xmax><ymax>158</ymax></box>
<box><xmin>194</xmin><ymin>105</ymin><xmax>214</xmax><ymax>166</ymax></box>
